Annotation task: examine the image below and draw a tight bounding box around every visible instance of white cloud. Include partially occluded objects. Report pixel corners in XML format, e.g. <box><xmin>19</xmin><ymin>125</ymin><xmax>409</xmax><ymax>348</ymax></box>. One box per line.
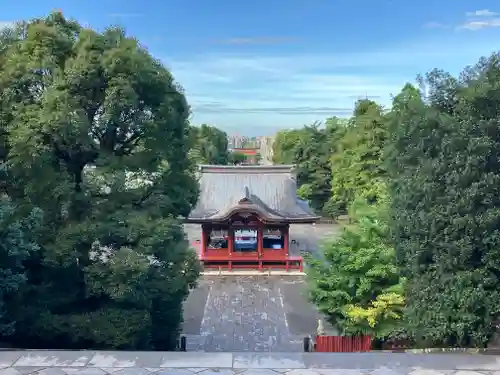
<box><xmin>460</xmin><ymin>18</ymin><xmax>500</xmax><ymax>30</ymax></box>
<box><xmin>162</xmin><ymin>41</ymin><xmax>498</xmax><ymax>134</ymax></box>
<box><xmin>466</xmin><ymin>9</ymin><xmax>497</xmax><ymax>17</ymax></box>
<box><xmin>459</xmin><ymin>9</ymin><xmax>500</xmax><ymax>30</ymax></box>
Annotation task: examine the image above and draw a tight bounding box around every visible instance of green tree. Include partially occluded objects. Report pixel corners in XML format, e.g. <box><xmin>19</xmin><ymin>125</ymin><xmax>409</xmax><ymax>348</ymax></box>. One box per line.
<box><xmin>272</xmin><ymin>129</ymin><xmax>303</xmax><ymax>164</ymax></box>
<box><xmin>273</xmin><ymin>125</ymin><xmax>334</xmax><ymax>212</ymax></box>
<box><xmin>328</xmin><ymin>100</ymin><xmax>388</xmax><ymax>216</ymax></box>
<box><xmin>228</xmin><ymin>151</ymin><xmax>247</xmax><ymax>165</ymax></box>
<box><xmin>307</xmin><ymin>184</ymin><xmax>404</xmax><ymax>338</ymax></box>
<box><xmin>189</xmin><ymin>124</ymin><xmax>229</xmax><ymax>165</ymax></box>
<box><xmin>386</xmin><ymin>54</ymin><xmax>500</xmax><ymax>347</ymax></box>
<box><xmin>0</xmin><ymin>198</ymin><xmax>41</xmax><ymax>336</ymax></box>
<box><xmin>0</xmin><ymin>13</ymin><xmax>199</xmax><ymax>349</ymax></box>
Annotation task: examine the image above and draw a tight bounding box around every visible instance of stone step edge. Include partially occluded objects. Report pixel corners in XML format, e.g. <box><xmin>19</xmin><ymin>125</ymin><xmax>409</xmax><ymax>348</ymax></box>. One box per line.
<box><xmin>201</xmin><ymin>270</ymin><xmax>306</xmax><ymax>276</ymax></box>
<box><xmin>379</xmin><ymin>347</ymin><xmax>500</xmax><ymax>354</ymax></box>
<box><xmin>0</xmin><ymin>348</ymin><xmax>499</xmax><ymax>354</ymax></box>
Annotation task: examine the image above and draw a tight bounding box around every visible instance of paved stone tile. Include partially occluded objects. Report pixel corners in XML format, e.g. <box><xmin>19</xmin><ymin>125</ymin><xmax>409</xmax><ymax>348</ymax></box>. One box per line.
<box><xmin>197</xmin><ymin>370</ymin><xmax>235</xmax><ymax>375</ymax></box>
<box><xmin>0</xmin><ymin>353</ymin><xmax>23</xmax><ymax>368</ymax></box>
<box><xmin>160</xmin><ymin>353</ymin><xmax>233</xmax><ymax>368</ymax></box>
<box><xmin>239</xmin><ymin>370</ymin><xmax>283</xmax><ymax>375</ymax></box>
<box><xmin>198</xmin><ymin>277</ymin><xmax>293</xmax><ymax>352</ymax></box>
<box><xmin>0</xmin><ymin>369</ymin><xmax>22</xmax><ymax>375</ymax></box>
<box><xmin>61</xmin><ymin>369</ymin><xmax>108</xmax><ymax>375</ymax></box>
<box><xmin>14</xmin><ymin>352</ymin><xmax>93</xmax><ymax>367</ymax></box>
<box><xmin>284</xmin><ymin>370</ymin><xmax>322</xmax><ymax>375</ymax></box>
<box><xmin>407</xmin><ymin>370</ymin><xmax>450</xmax><ymax>375</ymax></box>
<box><xmin>369</xmin><ymin>367</ymin><xmax>408</xmax><ymax>375</ymax></box>
<box><xmin>37</xmin><ymin>369</ymin><xmax>68</xmax><ymax>375</ymax></box>
<box><xmin>302</xmin><ymin>353</ymin><xmax>500</xmax><ymax>371</ymax></box>
<box><xmin>190</xmin><ymin>277</ymin><xmax>312</xmax><ymax>352</ymax></box>
<box><xmin>154</xmin><ymin>370</ymin><xmax>201</xmax><ymax>375</ymax></box>
<box><xmin>109</xmin><ymin>369</ymin><xmax>152</xmax><ymax>375</ymax></box>
<box><xmin>87</xmin><ymin>352</ymin><xmax>163</xmax><ymax>368</ymax></box>
<box><xmin>13</xmin><ymin>367</ymin><xmax>47</xmax><ymax>375</ymax></box>
<box><xmin>233</xmin><ymin>354</ymin><xmax>305</xmax><ymax>369</ymax></box>
<box><xmin>312</xmin><ymin>371</ymin><xmax>366</xmax><ymax>375</ymax></box>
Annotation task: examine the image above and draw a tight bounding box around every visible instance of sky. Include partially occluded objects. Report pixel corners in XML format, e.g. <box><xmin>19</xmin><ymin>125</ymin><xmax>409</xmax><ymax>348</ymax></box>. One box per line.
<box><xmin>1</xmin><ymin>1</ymin><xmax>500</xmax><ymax>136</ymax></box>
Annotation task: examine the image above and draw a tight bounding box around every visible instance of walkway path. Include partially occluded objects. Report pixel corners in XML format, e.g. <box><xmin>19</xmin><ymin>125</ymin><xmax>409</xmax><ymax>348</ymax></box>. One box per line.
<box><xmin>1</xmin><ymin>351</ymin><xmax>499</xmax><ymax>374</ymax></box>
<box><xmin>181</xmin><ymin>223</ymin><xmax>340</xmax><ymax>352</ymax></box>
<box><xmin>182</xmin><ymin>276</ymin><xmax>335</xmax><ymax>351</ymax></box>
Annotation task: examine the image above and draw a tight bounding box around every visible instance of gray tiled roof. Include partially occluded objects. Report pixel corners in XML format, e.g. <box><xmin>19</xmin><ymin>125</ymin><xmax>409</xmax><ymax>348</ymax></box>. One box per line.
<box><xmin>187</xmin><ymin>165</ymin><xmax>319</xmax><ymax>223</ymax></box>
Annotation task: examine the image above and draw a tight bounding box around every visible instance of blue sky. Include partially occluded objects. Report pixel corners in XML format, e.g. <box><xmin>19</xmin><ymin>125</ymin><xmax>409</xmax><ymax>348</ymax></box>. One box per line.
<box><xmin>1</xmin><ymin>1</ymin><xmax>500</xmax><ymax>136</ymax></box>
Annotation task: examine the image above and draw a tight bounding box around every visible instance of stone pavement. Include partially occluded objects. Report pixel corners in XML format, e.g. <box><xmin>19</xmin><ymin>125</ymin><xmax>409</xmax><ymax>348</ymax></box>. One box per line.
<box><xmin>182</xmin><ymin>276</ymin><xmax>336</xmax><ymax>351</ymax></box>
<box><xmin>1</xmin><ymin>351</ymin><xmax>500</xmax><ymax>374</ymax></box>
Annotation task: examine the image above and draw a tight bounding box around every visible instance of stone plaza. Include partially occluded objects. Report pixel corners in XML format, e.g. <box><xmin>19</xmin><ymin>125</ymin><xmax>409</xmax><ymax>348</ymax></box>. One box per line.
<box><xmin>181</xmin><ymin>223</ymin><xmax>339</xmax><ymax>352</ymax></box>
<box><xmin>1</xmin><ymin>350</ymin><xmax>500</xmax><ymax>374</ymax></box>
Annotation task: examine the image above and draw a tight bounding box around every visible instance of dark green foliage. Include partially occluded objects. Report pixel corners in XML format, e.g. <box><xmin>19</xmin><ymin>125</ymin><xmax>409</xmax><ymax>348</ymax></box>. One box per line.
<box><xmin>307</xmin><ymin>189</ymin><xmax>404</xmax><ymax>337</ymax></box>
<box><xmin>272</xmin><ymin>124</ymin><xmax>336</xmax><ymax>212</ymax></box>
<box><xmin>0</xmin><ymin>12</ymin><xmax>199</xmax><ymax>350</ymax></box>
<box><xmin>386</xmin><ymin>55</ymin><xmax>500</xmax><ymax>347</ymax></box>
<box><xmin>0</xmin><ymin>198</ymin><xmax>41</xmax><ymax>336</ymax></box>
<box><xmin>329</xmin><ymin>100</ymin><xmax>388</xmax><ymax>214</ymax></box>
<box><xmin>189</xmin><ymin>124</ymin><xmax>229</xmax><ymax>165</ymax></box>
<box><xmin>228</xmin><ymin>152</ymin><xmax>247</xmax><ymax>165</ymax></box>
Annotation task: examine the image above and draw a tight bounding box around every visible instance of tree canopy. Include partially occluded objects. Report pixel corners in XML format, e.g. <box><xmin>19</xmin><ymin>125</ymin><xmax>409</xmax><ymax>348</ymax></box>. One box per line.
<box><xmin>0</xmin><ymin>13</ymin><xmax>199</xmax><ymax>350</ymax></box>
<box><xmin>386</xmin><ymin>55</ymin><xmax>500</xmax><ymax>347</ymax></box>
<box><xmin>301</xmin><ymin>52</ymin><xmax>500</xmax><ymax>348</ymax></box>
<box><xmin>188</xmin><ymin>124</ymin><xmax>229</xmax><ymax>165</ymax></box>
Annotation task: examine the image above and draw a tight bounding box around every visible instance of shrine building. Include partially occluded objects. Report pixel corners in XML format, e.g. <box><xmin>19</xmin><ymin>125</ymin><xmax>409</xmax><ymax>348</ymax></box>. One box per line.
<box><xmin>185</xmin><ymin>165</ymin><xmax>320</xmax><ymax>271</ymax></box>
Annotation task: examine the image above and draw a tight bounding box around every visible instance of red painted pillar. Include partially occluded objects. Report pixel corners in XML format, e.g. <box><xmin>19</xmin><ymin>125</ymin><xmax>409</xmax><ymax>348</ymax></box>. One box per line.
<box><xmin>257</xmin><ymin>225</ymin><xmax>263</xmax><ymax>257</ymax></box>
<box><xmin>201</xmin><ymin>225</ymin><xmax>207</xmax><ymax>258</ymax></box>
<box><xmin>284</xmin><ymin>225</ymin><xmax>289</xmax><ymax>257</ymax></box>
<box><xmin>228</xmin><ymin>227</ymin><xmax>234</xmax><ymax>256</ymax></box>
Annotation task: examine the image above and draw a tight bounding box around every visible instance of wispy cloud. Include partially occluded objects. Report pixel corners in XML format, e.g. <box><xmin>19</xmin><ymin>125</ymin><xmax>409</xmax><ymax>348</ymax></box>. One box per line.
<box><xmin>424</xmin><ymin>10</ymin><xmax>500</xmax><ymax>31</ymax></box>
<box><xmin>163</xmin><ymin>40</ymin><xmax>497</xmax><ymax>133</ymax></box>
<box><xmin>466</xmin><ymin>9</ymin><xmax>497</xmax><ymax>17</ymax></box>
<box><xmin>459</xmin><ymin>9</ymin><xmax>500</xmax><ymax>30</ymax></box>
<box><xmin>423</xmin><ymin>22</ymin><xmax>448</xmax><ymax>29</ymax></box>
<box><xmin>460</xmin><ymin>18</ymin><xmax>500</xmax><ymax>30</ymax></box>
<box><xmin>212</xmin><ymin>37</ymin><xmax>301</xmax><ymax>45</ymax></box>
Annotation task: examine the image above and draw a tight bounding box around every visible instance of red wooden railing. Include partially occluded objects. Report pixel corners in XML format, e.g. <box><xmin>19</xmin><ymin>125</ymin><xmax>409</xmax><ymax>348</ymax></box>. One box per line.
<box><xmin>315</xmin><ymin>336</ymin><xmax>372</xmax><ymax>352</ymax></box>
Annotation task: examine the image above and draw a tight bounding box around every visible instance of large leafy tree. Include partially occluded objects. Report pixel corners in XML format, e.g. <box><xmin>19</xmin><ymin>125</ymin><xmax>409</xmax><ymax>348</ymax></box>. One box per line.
<box><xmin>188</xmin><ymin>124</ymin><xmax>229</xmax><ymax>165</ymax></box>
<box><xmin>0</xmin><ymin>13</ymin><xmax>199</xmax><ymax>349</ymax></box>
<box><xmin>327</xmin><ymin>100</ymin><xmax>388</xmax><ymax>216</ymax></box>
<box><xmin>272</xmin><ymin>125</ymin><xmax>334</xmax><ymax>212</ymax></box>
<box><xmin>0</xmin><ymin>198</ymin><xmax>41</xmax><ymax>336</ymax></box>
<box><xmin>307</xmin><ymin>183</ymin><xmax>404</xmax><ymax>337</ymax></box>
<box><xmin>387</xmin><ymin>54</ymin><xmax>500</xmax><ymax>347</ymax></box>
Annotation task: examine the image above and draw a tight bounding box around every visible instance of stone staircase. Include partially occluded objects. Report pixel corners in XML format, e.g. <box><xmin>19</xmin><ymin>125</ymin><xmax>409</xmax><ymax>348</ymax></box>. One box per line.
<box><xmin>182</xmin><ymin>333</ymin><xmax>305</xmax><ymax>352</ymax></box>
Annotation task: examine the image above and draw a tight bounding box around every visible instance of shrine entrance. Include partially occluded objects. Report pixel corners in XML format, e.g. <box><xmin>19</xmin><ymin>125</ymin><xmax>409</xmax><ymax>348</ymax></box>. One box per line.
<box><xmin>200</xmin><ymin>212</ymin><xmax>302</xmax><ymax>271</ymax></box>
